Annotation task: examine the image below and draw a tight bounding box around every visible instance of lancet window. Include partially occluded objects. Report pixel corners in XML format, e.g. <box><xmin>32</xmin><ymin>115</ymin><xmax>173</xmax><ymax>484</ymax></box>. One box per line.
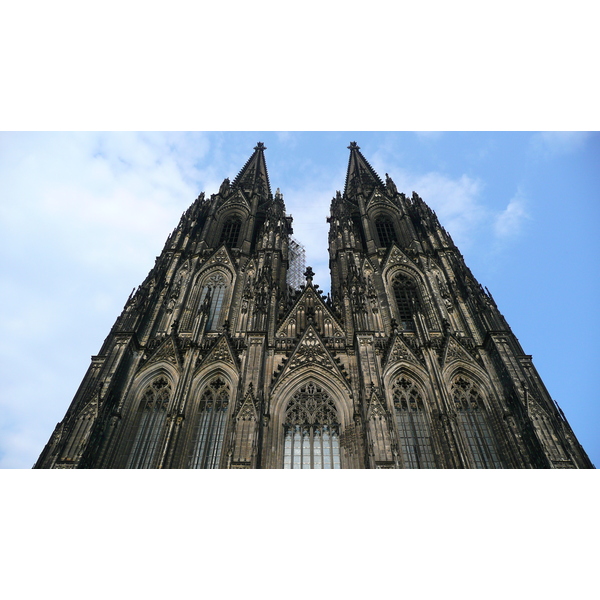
<box><xmin>283</xmin><ymin>382</ymin><xmax>341</xmax><ymax>469</ymax></box>
<box><xmin>451</xmin><ymin>376</ymin><xmax>502</xmax><ymax>468</ymax></box>
<box><xmin>375</xmin><ymin>216</ymin><xmax>397</xmax><ymax>247</ymax></box>
<box><xmin>199</xmin><ymin>272</ymin><xmax>228</xmax><ymax>331</ymax></box>
<box><xmin>392</xmin><ymin>376</ymin><xmax>436</xmax><ymax>468</ymax></box>
<box><xmin>126</xmin><ymin>376</ymin><xmax>171</xmax><ymax>469</ymax></box>
<box><xmin>219</xmin><ymin>217</ymin><xmax>242</xmax><ymax>248</ymax></box>
<box><xmin>188</xmin><ymin>377</ymin><xmax>230</xmax><ymax>469</ymax></box>
<box><xmin>392</xmin><ymin>273</ymin><xmax>420</xmax><ymax>331</ymax></box>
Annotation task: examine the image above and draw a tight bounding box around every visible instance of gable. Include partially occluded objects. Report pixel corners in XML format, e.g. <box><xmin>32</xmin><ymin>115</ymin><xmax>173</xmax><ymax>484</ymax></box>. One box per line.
<box><xmin>196</xmin><ymin>335</ymin><xmax>240</xmax><ymax>373</ymax></box>
<box><xmin>271</xmin><ymin>325</ymin><xmax>351</xmax><ymax>391</ymax></box>
<box><xmin>276</xmin><ymin>285</ymin><xmax>345</xmax><ymax>341</ymax></box>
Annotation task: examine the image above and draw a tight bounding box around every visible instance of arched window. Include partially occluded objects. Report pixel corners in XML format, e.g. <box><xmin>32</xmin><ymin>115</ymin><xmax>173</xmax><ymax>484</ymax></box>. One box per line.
<box><xmin>375</xmin><ymin>216</ymin><xmax>397</xmax><ymax>247</ymax></box>
<box><xmin>188</xmin><ymin>377</ymin><xmax>230</xmax><ymax>468</ymax></box>
<box><xmin>127</xmin><ymin>376</ymin><xmax>171</xmax><ymax>469</ymax></box>
<box><xmin>219</xmin><ymin>217</ymin><xmax>242</xmax><ymax>248</ymax></box>
<box><xmin>199</xmin><ymin>272</ymin><xmax>228</xmax><ymax>330</ymax></box>
<box><xmin>283</xmin><ymin>382</ymin><xmax>341</xmax><ymax>469</ymax></box>
<box><xmin>392</xmin><ymin>273</ymin><xmax>420</xmax><ymax>331</ymax></box>
<box><xmin>392</xmin><ymin>376</ymin><xmax>436</xmax><ymax>468</ymax></box>
<box><xmin>451</xmin><ymin>376</ymin><xmax>502</xmax><ymax>468</ymax></box>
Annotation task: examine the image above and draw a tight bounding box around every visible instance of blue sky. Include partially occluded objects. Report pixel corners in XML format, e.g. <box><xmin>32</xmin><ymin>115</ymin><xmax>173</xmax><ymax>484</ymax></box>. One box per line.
<box><xmin>2</xmin><ymin>4</ymin><xmax>599</xmax><ymax>597</ymax></box>
<box><xmin>0</xmin><ymin>131</ymin><xmax>598</xmax><ymax>468</ymax></box>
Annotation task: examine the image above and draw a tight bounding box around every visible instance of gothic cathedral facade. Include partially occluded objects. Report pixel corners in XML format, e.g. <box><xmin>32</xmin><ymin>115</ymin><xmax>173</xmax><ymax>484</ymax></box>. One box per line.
<box><xmin>35</xmin><ymin>142</ymin><xmax>593</xmax><ymax>469</ymax></box>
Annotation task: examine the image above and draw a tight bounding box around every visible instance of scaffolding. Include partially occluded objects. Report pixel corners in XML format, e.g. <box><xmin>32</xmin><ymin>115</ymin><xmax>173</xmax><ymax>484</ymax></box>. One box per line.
<box><xmin>287</xmin><ymin>237</ymin><xmax>306</xmax><ymax>290</ymax></box>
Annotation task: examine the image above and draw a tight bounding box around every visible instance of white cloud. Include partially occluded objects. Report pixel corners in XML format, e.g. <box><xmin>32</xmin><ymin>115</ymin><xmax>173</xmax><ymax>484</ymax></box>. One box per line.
<box><xmin>530</xmin><ymin>132</ymin><xmax>591</xmax><ymax>157</ymax></box>
<box><xmin>0</xmin><ymin>132</ymin><xmax>219</xmax><ymax>468</ymax></box>
<box><xmin>372</xmin><ymin>167</ymin><xmax>486</xmax><ymax>252</ymax></box>
<box><xmin>494</xmin><ymin>190</ymin><xmax>530</xmax><ymax>239</ymax></box>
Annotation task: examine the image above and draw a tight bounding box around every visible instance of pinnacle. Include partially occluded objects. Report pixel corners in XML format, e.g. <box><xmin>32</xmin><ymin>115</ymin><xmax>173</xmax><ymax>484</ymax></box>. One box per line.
<box><xmin>231</xmin><ymin>142</ymin><xmax>272</xmax><ymax>197</ymax></box>
<box><xmin>343</xmin><ymin>141</ymin><xmax>385</xmax><ymax>199</ymax></box>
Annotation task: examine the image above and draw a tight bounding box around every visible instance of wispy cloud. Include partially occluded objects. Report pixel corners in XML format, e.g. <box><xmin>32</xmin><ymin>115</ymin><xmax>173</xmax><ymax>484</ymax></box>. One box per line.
<box><xmin>370</xmin><ymin>166</ymin><xmax>486</xmax><ymax>252</ymax></box>
<box><xmin>0</xmin><ymin>132</ymin><xmax>220</xmax><ymax>468</ymax></box>
<box><xmin>494</xmin><ymin>189</ymin><xmax>530</xmax><ymax>239</ymax></box>
<box><xmin>530</xmin><ymin>131</ymin><xmax>591</xmax><ymax>157</ymax></box>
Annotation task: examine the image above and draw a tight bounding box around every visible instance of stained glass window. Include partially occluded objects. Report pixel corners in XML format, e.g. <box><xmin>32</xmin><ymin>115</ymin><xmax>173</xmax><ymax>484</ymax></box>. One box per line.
<box><xmin>127</xmin><ymin>376</ymin><xmax>171</xmax><ymax>469</ymax></box>
<box><xmin>451</xmin><ymin>376</ymin><xmax>502</xmax><ymax>468</ymax></box>
<box><xmin>283</xmin><ymin>382</ymin><xmax>341</xmax><ymax>469</ymax></box>
<box><xmin>392</xmin><ymin>376</ymin><xmax>436</xmax><ymax>468</ymax></box>
<box><xmin>189</xmin><ymin>377</ymin><xmax>230</xmax><ymax>469</ymax></box>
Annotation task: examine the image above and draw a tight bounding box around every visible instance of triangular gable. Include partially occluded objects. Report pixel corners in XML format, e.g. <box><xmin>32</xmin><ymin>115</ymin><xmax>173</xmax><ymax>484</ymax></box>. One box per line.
<box><xmin>384</xmin><ymin>333</ymin><xmax>422</xmax><ymax>368</ymax></box>
<box><xmin>276</xmin><ymin>285</ymin><xmax>345</xmax><ymax>339</ymax></box>
<box><xmin>203</xmin><ymin>244</ymin><xmax>235</xmax><ymax>270</ymax></box>
<box><xmin>441</xmin><ymin>336</ymin><xmax>477</xmax><ymax>368</ymax></box>
<box><xmin>360</xmin><ymin>256</ymin><xmax>378</xmax><ymax>277</ymax></box>
<box><xmin>215</xmin><ymin>188</ymin><xmax>252</xmax><ymax>215</ymax></box>
<box><xmin>142</xmin><ymin>335</ymin><xmax>182</xmax><ymax>370</ymax></box>
<box><xmin>197</xmin><ymin>334</ymin><xmax>239</xmax><ymax>372</ymax></box>
<box><xmin>237</xmin><ymin>386</ymin><xmax>258</xmax><ymax>421</ymax></box>
<box><xmin>382</xmin><ymin>243</ymin><xmax>418</xmax><ymax>271</ymax></box>
<box><xmin>365</xmin><ymin>188</ymin><xmax>398</xmax><ymax>211</ymax></box>
<box><xmin>272</xmin><ymin>325</ymin><xmax>350</xmax><ymax>388</ymax></box>
<box><xmin>366</xmin><ymin>389</ymin><xmax>388</xmax><ymax>420</ymax></box>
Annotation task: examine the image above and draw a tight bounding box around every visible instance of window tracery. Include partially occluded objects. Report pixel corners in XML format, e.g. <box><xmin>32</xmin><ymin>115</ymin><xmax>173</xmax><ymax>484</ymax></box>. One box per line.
<box><xmin>219</xmin><ymin>217</ymin><xmax>242</xmax><ymax>248</ymax></box>
<box><xmin>283</xmin><ymin>382</ymin><xmax>341</xmax><ymax>469</ymax></box>
<box><xmin>392</xmin><ymin>274</ymin><xmax>420</xmax><ymax>331</ymax></box>
<box><xmin>189</xmin><ymin>377</ymin><xmax>230</xmax><ymax>469</ymax></box>
<box><xmin>200</xmin><ymin>272</ymin><xmax>228</xmax><ymax>331</ymax></box>
<box><xmin>392</xmin><ymin>376</ymin><xmax>436</xmax><ymax>468</ymax></box>
<box><xmin>375</xmin><ymin>216</ymin><xmax>397</xmax><ymax>247</ymax></box>
<box><xmin>127</xmin><ymin>376</ymin><xmax>172</xmax><ymax>469</ymax></box>
<box><xmin>451</xmin><ymin>376</ymin><xmax>502</xmax><ymax>468</ymax></box>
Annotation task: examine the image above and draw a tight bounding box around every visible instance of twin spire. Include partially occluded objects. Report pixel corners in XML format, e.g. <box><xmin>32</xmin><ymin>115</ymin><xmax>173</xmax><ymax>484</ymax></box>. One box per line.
<box><xmin>231</xmin><ymin>140</ymin><xmax>390</xmax><ymax>201</ymax></box>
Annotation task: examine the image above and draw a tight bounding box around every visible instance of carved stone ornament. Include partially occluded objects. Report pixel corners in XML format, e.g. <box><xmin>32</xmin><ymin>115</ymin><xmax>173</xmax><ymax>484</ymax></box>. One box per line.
<box><xmin>284</xmin><ymin>382</ymin><xmax>339</xmax><ymax>426</ymax></box>
<box><xmin>386</xmin><ymin>247</ymin><xmax>413</xmax><ymax>267</ymax></box>
<box><xmin>203</xmin><ymin>336</ymin><xmax>236</xmax><ymax>367</ymax></box>
<box><xmin>386</xmin><ymin>335</ymin><xmax>421</xmax><ymax>366</ymax></box>
<box><xmin>443</xmin><ymin>337</ymin><xmax>475</xmax><ymax>367</ymax></box>
<box><xmin>210</xmin><ymin>248</ymin><xmax>231</xmax><ymax>266</ymax></box>
<box><xmin>288</xmin><ymin>330</ymin><xmax>334</xmax><ymax>372</ymax></box>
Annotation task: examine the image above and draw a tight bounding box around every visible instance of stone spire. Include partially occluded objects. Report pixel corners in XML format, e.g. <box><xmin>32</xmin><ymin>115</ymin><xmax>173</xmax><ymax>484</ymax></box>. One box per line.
<box><xmin>231</xmin><ymin>141</ymin><xmax>272</xmax><ymax>198</ymax></box>
<box><xmin>343</xmin><ymin>141</ymin><xmax>385</xmax><ymax>200</ymax></box>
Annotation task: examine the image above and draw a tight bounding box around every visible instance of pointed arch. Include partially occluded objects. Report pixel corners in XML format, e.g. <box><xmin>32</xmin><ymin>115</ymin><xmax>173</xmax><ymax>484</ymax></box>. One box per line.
<box><xmin>389</xmin><ymin>372</ymin><xmax>437</xmax><ymax>468</ymax></box>
<box><xmin>282</xmin><ymin>381</ymin><xmax>341</xmax><ymax>469</ymax></box>
<box><xmin>180</xmin><ymin>266</ymin><xmax>234</xmax><ymax>333</ymax></box>
<box><xmin>391</xmin><ymin>272</ymin><xmax>421</xmax><ymax>331</ymax></box>
<box><xmin>187</xmin><ymin>375</ymin><xmax>231</xmax><ymax>468</ymax></box>
<box><xmin>126</xmin><ymin>375</ymin><xmax>173</xmax><ymax>469</ymax></box>
<box><xmin>449</xmin><ymin>373</ymin><xmax>503</xmax><ymax>468</ymax></box>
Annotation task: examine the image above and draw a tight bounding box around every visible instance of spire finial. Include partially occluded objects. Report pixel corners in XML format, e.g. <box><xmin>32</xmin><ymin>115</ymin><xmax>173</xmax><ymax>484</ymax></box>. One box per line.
<box><xmin>348</xmin><ymin>141</ymin><xmax>360</xmax><ymax>150</ymax></box>
<box><xmin>254</xmin><ymin>142</ymin><xmax>266</xmax><ymax>151</ymax></box>
<box><xmin>304</xmin><ymin>266</ymin><xmax>315</xmax><ymax>284</ymax></box>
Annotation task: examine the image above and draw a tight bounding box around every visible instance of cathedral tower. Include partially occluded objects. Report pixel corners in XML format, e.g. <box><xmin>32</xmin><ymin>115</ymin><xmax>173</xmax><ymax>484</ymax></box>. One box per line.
<box><xmin>35</xmin><ymin>142</ymin><xmax>593</xmax><ymax>469</ymax></box>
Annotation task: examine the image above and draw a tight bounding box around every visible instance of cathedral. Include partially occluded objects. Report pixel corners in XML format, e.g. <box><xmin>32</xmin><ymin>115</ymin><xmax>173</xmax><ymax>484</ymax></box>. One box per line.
<box><xmin>34</xmin><ymin>142</ymin><xmax>593</xmax><ymax>469</ymax></box>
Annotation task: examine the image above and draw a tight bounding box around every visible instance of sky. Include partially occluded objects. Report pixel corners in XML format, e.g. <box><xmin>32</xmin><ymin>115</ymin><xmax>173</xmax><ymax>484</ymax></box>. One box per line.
<box><xmin>0</xmin><ymin>131</ymin><xmax>598</xmax><ymax>469</ymax></box>
<box><xmin>3</xmin><ymin>4</ymin><xmax>599</xmax><ymax>598</ymax></box>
